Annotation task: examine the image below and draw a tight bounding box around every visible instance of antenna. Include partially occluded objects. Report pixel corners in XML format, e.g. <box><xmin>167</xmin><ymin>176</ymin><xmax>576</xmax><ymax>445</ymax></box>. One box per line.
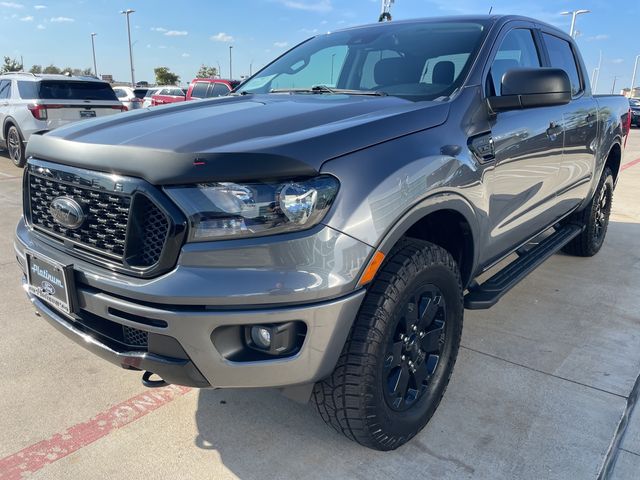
<box><xmin>379</xmin><ymin>0</ymin><xmax>394</xmax><ymax>22</ymax></box>
<box><xmin>488</xmin><ymin>6</ymin><xmax>493</xmax><ymax>14</ymax></box>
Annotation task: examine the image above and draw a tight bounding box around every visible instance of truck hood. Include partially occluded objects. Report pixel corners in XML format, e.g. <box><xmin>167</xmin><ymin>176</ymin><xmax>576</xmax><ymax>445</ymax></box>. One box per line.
<box><xmin>26</xmin><ymin>93</ymin><xmax>450</xmax><ymax>184</ymax></box>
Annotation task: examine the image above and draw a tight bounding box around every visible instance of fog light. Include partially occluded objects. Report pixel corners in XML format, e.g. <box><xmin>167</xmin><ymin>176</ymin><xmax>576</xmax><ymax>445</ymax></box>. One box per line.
<box><xmin>251</xmin><ymin>326</ymin><xmax>272</xmax><ymax>349</ymax></box>
<box><xmin>245</xmin><ymin>321</ymin><xmax>304</xmax><ymax>356</ymax></box>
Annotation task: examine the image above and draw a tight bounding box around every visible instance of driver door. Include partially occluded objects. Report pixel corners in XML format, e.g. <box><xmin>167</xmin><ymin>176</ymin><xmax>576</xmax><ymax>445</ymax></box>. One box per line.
<box><xmin>481</xmin><ymin>27</ymin><xmax>566</xmax><ymax>263</ymax></box>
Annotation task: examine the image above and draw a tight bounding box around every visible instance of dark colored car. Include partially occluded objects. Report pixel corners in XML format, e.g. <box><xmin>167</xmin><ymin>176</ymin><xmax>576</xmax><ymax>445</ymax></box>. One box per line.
<box><xmin>629</xmin><ymin>98</ymin><xmax>640</xmax><ymax>126</ymax></box>
<box><xmin>15</xmin><ymin>15</ymin><xmax>630</xmax><ymax>451</ymax></box>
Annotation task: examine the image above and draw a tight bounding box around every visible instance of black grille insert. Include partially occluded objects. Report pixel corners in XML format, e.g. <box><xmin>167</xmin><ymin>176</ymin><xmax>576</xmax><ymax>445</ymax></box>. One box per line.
<box><xmin>27</xmin><ymin>168</ymin><xmax>174</xmax><ymax>271</ymax></box>
<box><xmin>123</xmin><ymin>325</ymin><xmax>149</xmax><ymax>347</ymax></box>
<box><xmin>29</xmin><ymin>173</ymin><xmax>130</xmax><ymax>260</ymax></box>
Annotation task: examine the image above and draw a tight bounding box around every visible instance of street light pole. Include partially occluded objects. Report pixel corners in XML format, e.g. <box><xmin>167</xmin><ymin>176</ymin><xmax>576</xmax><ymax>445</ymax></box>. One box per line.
<box><xmin>90</xmin><ymin>33</ymin><xmax>98</xmax><ymax>77</ymax></box>
<box><xmin>611</xmin><ymin>76</ymin><xmax>619</xmax><ymax>95</ymax></box>
<box><xmin>560</xmin><ymin>9</ymin><xmax>590</xmax><ymax>38</ymax></box>
<box><xmin>229</xmin><ymin>46</ymin><xmax>233</xmax><ymax>80</ymax></box>
<box><xmin>630</xmin><ymin>55</ymin><xmax>640</xmax><ymax>98</ymax></box>
<box><xmin>120</xmin><ymin>9</ymin><xmax>135</xmax><ymax>87</ymax></box>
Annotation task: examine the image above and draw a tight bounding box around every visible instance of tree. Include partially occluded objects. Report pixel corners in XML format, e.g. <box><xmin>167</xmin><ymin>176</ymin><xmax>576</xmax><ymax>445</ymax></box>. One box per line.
<box><xmin>2</xmin><ymin>56</ymin><xmax>23</xmax><ymax>73</ymax></box>
<box><xmin>29</xmin><ymin>64</ymin><xmax>42</xmax><ymax>74</ymax></box>
<box><xmin>82</xmin><ymin>67</ymin><xmax>93</xmax><ymax>76</ymax></box>
<box><xmin>196</xmin><ymin>64</ymin><xmax>217</xmax><ymax>79</ymax></box>
<box><xmin>43</xmin><ymin>64</ymin><xmax>61</xmax><ymax>74</ymax></box>
<box><xmin>154</xmin><ymin>67</ymin><xmax>179</xmax><ymax>85</ymax></box>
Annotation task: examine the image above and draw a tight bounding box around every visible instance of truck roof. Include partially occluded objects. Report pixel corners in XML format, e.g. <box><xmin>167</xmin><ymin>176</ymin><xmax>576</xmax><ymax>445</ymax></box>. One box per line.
<box><xmin>0</xmin><ymin>72</ymin><xmax>106</xmax><ymax>83</ymax></box>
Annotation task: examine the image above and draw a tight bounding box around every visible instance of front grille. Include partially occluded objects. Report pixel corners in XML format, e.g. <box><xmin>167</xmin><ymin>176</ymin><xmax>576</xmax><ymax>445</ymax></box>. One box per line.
<box><xmin>123</xmin><ymin>325</ymin><xmax>149</xmax><ymax>347</ymax></box>
<box><xmin>29</xmin><ymin>174</ymin><xmax>130</xmax><ymax>260</ymax></box>
<box><xmin>25</xmin><ymin>161</ymin><xmax>179</xmax><ymax>275</ymax></box>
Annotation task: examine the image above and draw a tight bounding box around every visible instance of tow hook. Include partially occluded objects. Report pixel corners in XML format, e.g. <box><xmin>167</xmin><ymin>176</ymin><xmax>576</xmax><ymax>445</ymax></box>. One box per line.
<box><xmin>141</xmin><ymin>371</ymin><xmax>169</xmax><ymax>388</ymax></box>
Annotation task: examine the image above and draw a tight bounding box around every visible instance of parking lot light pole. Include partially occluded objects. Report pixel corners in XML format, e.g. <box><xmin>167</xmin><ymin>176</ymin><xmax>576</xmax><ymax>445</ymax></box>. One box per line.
<box><xmin>229</xmin><ymin>46</ymin><xmax>233</xmax><ymax>80</ymax></box>
<box><xmin>630</xmin><ymin>55</ymin><xmax>640</xmax><ymax>98</ymax></box>
<box><xmin>120</xmin><ymin>9</ymin><xmax>135</xmax><ymax>87</ymax></box>
<box><xmin>560</xmin><ymin>9</ymin><xmax>590</xmax><ymax>38</ymax></box>
<box><xmin>90</xmin><ymin>33</ymin><xmax>98</xmax><ymax>77</ymax></box>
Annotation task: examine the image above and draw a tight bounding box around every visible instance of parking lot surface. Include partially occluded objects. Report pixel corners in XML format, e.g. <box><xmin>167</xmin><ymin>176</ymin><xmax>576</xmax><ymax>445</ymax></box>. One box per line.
<box><xmin>1</xmin><ymin>132</ymin><xmax>640</xmax><ymax>479</ymax></box>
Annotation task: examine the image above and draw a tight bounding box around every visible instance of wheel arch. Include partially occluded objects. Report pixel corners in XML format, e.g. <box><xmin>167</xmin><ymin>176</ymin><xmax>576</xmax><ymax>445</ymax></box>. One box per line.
<box><xmin>605</xmin><ymin>141</ymin><xmax>622</xmax><ymax>184</ymax></box>
<box><xmin>375</xmin><ymin>193</ymin><xmax>480</xmax><ymax>288</ymax></box>
<box><xmin>2</xmin><ymin>116</ymin><xmax>22</xmax><ymax>142</ymax></box>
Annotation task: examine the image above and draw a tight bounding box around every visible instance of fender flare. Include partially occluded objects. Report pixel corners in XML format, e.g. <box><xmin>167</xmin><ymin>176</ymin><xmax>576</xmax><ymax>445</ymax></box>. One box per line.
<box><xmin>373</xmin><ymin>192</ymin><xmax>481</xmax><ymax>284</ymax></box>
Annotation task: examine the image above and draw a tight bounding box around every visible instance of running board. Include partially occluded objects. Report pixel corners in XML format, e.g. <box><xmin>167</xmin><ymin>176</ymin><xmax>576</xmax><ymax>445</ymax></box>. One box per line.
<box><xmin>464</xmin><ymin>224</ymin><xmax>582</xmax><ymax>310</ymax></box>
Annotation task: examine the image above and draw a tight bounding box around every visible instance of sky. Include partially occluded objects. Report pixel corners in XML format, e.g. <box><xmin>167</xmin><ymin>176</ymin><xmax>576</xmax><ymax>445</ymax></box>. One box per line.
<box><xmin>0</xmin><ymin>0</ymin><xmax>633</xmax><ymax>93</ymax></box>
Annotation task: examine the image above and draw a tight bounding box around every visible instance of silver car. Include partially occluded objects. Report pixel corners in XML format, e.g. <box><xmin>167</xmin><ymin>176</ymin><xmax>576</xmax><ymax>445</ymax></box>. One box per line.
<box><xmin>0</xmin><ymin>72</ymin><xmax>124</xmax><ymax>167</ymax></box>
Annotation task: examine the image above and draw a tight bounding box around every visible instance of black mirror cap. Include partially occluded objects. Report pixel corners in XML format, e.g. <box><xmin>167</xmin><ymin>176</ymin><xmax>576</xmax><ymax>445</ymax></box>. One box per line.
<box><xmin>488</xmin><ymin>68</ymin><xmax>572</xmax><ymax>113</ymax></box>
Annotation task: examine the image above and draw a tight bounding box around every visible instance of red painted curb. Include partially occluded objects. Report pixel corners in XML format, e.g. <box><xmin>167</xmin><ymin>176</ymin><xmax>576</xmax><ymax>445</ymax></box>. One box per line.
<box><xmin>621</xmin><ymin>157</ymin><xmax>640</xmax><ymax>172</ymax></box>
<box><xmin>0</xmin><ymin>385</ymin><xmax>192</xmax><ymax>480</ymax></box>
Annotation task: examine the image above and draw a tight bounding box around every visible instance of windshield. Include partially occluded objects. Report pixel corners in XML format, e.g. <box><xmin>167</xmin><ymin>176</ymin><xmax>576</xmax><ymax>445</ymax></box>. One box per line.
<box><xmin>239</xmin><ymin>20</ymin><xmax>488</xmax><ymax>101</ymax></box>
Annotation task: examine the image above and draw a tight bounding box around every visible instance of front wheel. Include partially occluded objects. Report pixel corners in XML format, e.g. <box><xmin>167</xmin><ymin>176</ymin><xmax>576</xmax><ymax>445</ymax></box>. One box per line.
<box><xmin>6</xmin><ymin>125</ymin><xmax>25</xmax><ymax>168</ymax></box>
<box><xmin>562</xmin><ymin>167</ymin><xmax>614</xmax><ymax>257</ymax></box>
<box><xmin>313</xmin><ymin>239</ymin><xmax>463</xmax><ymax>451</ymax></box>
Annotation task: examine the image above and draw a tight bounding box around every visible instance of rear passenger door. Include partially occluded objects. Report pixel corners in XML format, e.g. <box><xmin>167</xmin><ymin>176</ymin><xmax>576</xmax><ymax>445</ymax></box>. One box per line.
<box><xmin>0</xmin><ymin>80</ymin><xmax>11</xmax><ymax>141</ymax></box>
<box><xmin>481</xmin><ymin>26</ymin><xmax>566</xmax><ymax>263</ymax></box>
<box><xmin>541</xmin><ymin>31</ymin><xmax>598</xmax><ymax>211</ymax></box>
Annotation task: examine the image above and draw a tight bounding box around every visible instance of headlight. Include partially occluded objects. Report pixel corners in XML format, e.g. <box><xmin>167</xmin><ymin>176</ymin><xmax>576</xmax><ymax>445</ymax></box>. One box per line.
<box><xmin>165</xmin><ymin>175</ymin><xmax>339</xmax><ymax>241</ymax></box>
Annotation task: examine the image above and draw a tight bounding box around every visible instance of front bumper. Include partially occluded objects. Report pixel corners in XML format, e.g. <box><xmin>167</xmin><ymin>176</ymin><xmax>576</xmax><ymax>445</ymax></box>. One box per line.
<box><xmin>15</xmin><ymin>218</ymin><xmax>369</xmax><ymax>389</ymax></box>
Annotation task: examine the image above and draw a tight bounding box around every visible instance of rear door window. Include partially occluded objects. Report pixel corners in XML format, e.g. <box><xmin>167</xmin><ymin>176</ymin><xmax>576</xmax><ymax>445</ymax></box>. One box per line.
<box><xmin>542</xmin><ymin>33</ymin><xmax>582</xmax><ymax>96</ymax></box>
<box><xmin>190</xmin><ymin>82</ymin><xmax>209</xmax><ymax>98</ymax></box>
<box><xmin>0</xmin><ymin>80</ymin><xmax>11</xmax><ymax>99</ymax></box>
<box><xmin>17</xmin><ymin>81</ymin><xmax>38</xmax><ymax>99</ymax></box>
<box><xmin>208</xmin><ymin>83</ymin><xmax>230</xmax><ymax>97</ymax></box>
<box><xmin>38</xmin><ymin>81</ymin><xmax>118</xmax><ymax>101</ymax></box>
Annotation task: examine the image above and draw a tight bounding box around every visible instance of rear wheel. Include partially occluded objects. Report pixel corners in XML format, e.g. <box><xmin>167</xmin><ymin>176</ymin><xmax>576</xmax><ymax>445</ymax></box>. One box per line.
<box><xmin>6</xmin><ymin>125</ymin><xmax>25</xmax><ymax>168</ymax></box>
<box><xmin>313</xmin><ymin>239</ymin><xmax>463</xmax><ymax>450</ymax></box>
<box><xmin>562</xmin><ymin>167</ymin><xmax>613</xmax><ymax>257</ymax></box>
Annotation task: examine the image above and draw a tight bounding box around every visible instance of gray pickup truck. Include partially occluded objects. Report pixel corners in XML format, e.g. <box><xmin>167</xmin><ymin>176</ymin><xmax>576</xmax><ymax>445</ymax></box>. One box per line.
<box><xmin>15</xmin><ymin>15</ymin><xmax>630</xmax><ymax>450</ymax></box>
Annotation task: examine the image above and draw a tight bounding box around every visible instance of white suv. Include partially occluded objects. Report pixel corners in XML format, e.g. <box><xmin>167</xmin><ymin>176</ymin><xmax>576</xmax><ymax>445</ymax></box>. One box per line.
<box><xmin>0</xmin><ymin>73</ymin><xmax>125</xmax><ymax>167</ymax></box>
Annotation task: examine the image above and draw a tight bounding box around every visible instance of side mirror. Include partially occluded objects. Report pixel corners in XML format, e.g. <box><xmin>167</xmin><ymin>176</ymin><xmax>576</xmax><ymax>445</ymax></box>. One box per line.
<box><xmin>488</xmin><ymin>68</ymin><xmax>572</xmax><ymax>113</ymax></box>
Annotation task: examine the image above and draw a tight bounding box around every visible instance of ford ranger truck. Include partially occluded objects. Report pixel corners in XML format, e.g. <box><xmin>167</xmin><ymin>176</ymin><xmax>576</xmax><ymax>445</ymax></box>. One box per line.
<box><xmin>15</xmin><ymin>16</ymin><xmax>630</xmax><ymax>450</ymax></box>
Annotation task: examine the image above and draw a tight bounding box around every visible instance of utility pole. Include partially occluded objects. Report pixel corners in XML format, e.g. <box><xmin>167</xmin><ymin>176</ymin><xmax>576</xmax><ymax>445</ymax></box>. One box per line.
<box><xmin>630</xmin><ymin>55</ymin><xmax>640</xmax><ymax>98</ymax></box>
<box><xmin>90</xmin><ymin>33</ymin><xmax>98</xmax><ymax>77</ymax></box>
<box><xmin>216</xmin><ymin>61</ymin><xmax>221</xmax><ymax>78</ymax></box>
<box><xmin>379</xmin><ymin>0</ymin><xmax>394</xmax><ymax>22</ymax></box>
<box><xmin>592</xmin><ymin>50</ymin><xmax>602</xmax><ymax>93</ymax></box>
<box><xmin>229</xmin><ymin>45</ymin><xmax>233</xmax><ymax>80</ymax></box>
<box><xmin>120</xmin><ymin>9</ymin><xmax>136</xmax><ymax>87</ymax></box>
<box><xmin>560</xmin><ymin>9</ymin><xmax>590</xmax><ymax>38</ymax></box>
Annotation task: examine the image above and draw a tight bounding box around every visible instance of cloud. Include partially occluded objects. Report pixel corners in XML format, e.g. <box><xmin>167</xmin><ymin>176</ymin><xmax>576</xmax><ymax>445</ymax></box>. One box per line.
<box><xmin>164</xmin><ymin>30</ymin><xmax>188</xmax><ymax>36</ymax></box>
<box><xmin>34</xmin><ymin>4</ymin><xmax>46</xmax><ymax>9</ymax></box>
<box><xmin>586</xmin><ymin>34</ymin><xmax>609</xmax><ymax>41</ymax></box>
<box><xmin>278</xmin><ymin>0</ymin><xmax>332</xmax><ymax>12</ymax></box>
<box><xmin>19</xmin><ymin>14</ymin><xmax>32</xmax><ymax>20</ymax></box>
<box><xmin>36</xmin><ymin>23</ymin><xmax>44</xmax><ymax>29</ymax></box>
<box><xmin>210</xmin><ymin>32</ymin><xmax>233</xmax><ymax>42</ymax></box>
<box><xmin>181</xmin><ymin>52</ymin><xmax>190</xmax><ymax>57</ymax></box>
<box><xmin>50</xmin><ymin>16</ymin><xmax>73</xmax><ymax>22</ymax></box>
<box><xmin>151</xmin><ymin>27</ymin><xmax>167</xmax><ymax>32</ymax></box>
<box><xmin>0</xmin><ymin>2</ymin><xmax>23</xmax><ymax>8</ymax></box>
<box><xmin>274</xmin><ymin>41</ymin><xmax>289</xmax><ymax>48</ymax></box>
<box><xmin>611</xmin><ymin>58</ymin><xmax>624</xmax><ymax>64</ymax></box>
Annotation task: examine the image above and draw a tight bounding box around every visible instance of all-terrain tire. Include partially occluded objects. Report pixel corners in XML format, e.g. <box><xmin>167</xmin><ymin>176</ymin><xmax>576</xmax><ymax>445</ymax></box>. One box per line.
<box><xmin>562</xmin><ymin>167</ymin><xmax>614</xmax><ymax>257</ymax></box>
<box><xmin>312</xmin><ymin>238</ymin><xmax>464</xmax><ymax>451</ymax></box>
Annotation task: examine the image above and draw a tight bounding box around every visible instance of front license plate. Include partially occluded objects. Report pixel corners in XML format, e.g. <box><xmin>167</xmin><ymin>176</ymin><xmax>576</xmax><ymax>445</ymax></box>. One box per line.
<box><xmin>80</xmin><ymin>110</ymin><xmax>96</xmax><ymax>118</ymax></box>
<box><xmin>26</xmin><ymin>252</ymin><xmax>72</xmax><ymax>315</ymax></box>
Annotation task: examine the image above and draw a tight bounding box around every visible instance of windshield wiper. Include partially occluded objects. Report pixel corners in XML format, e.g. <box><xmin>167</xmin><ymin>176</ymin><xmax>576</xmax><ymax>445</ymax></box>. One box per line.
<box><xmin>269</xmin><ymin>85</ymin><xmax>387</xmax><ymax>96</ymax></box>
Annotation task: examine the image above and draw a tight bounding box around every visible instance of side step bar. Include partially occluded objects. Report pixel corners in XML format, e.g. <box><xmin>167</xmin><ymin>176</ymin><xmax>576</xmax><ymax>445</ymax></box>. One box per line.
<box><xmin>464</xmin><ymin>224</ymin><xmax>582</xmax><ymax>310</ymax></box>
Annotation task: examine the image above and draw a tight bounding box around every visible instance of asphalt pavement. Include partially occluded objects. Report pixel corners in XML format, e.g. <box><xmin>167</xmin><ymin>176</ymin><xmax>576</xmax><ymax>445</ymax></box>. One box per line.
<box><xmin>1</xmin><ymin>133</ymin><xmax>639</xmax><ymax>479</ymax></box>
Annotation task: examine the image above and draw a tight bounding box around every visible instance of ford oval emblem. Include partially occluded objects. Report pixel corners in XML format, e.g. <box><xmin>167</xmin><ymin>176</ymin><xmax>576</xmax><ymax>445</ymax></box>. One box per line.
<box><xmin>49</xmin><ymin>196</ymin><xmax>85</xmax><ymax>230</ymax></box>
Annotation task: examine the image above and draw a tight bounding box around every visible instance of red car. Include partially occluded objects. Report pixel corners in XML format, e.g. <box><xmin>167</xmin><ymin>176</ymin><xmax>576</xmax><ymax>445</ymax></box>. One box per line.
<box><xmin>150</xmin><ymin>79</ymin><xmax>238</xmax><ymax>106</ymax></box>
<box><xmin>149</xmin><ymin>86</ymin><xmax>186</xmax><ymax>106</ymax></box>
